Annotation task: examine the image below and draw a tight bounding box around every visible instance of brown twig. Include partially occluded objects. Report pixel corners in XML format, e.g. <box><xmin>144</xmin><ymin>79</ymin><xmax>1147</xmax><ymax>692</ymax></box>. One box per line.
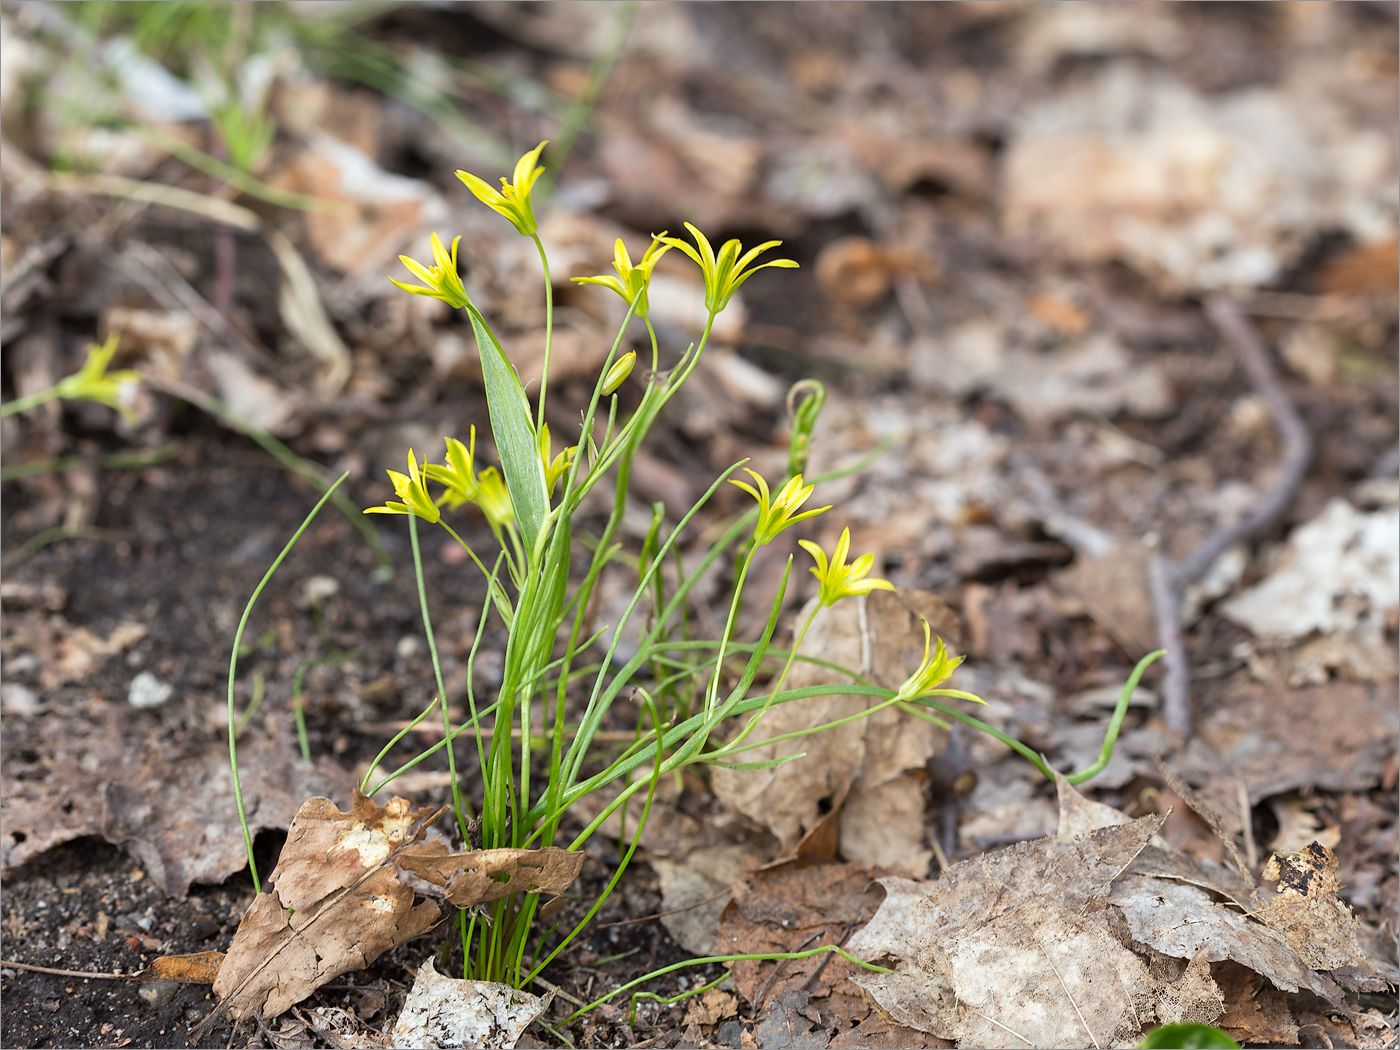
<box><xmin>596</xmin><ymin>887</ymin><xmax>733</xmax><ymax>929</ymax></box>
<box><xmin>1151</xmin><ymin>297</ymin><xmax>1313</xmax><ymax>734</ymax></box>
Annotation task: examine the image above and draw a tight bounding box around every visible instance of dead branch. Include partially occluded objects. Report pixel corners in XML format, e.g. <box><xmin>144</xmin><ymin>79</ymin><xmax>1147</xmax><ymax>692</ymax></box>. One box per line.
<box><xmin>1151</xmin><ymin>297</ymin><xmax>1313</xmax><ymax>734</ymax></box>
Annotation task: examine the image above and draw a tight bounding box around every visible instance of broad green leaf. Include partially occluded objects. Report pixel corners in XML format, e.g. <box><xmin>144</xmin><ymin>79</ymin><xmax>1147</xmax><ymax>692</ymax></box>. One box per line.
<box><xmin>1139</xmin><ymin>1023</ymin><xmax>1241</xmax><ymax>1049</ymax></box>
<box><xmin>468</xmin><ymin>309</ymin><xmax>547</xmax><ymax>552</ymax></box>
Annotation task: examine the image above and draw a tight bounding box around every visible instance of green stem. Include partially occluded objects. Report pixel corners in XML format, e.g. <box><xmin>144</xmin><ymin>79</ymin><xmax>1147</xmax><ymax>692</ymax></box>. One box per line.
<box><xmin>0</xmin><ymin>387</ymin><xmax>61</xmax><ymax>418</ymax></box>
<box><xmin>409</xmin><ymin>512</ymin><xmax>470</xmax><ymax>841</ymax></box>
<box><xmin>532</xmin><ymin>234</ymin><xmax>554</xmax><ymax>431</ymax></box>
<box><xmin>227</xmin><ymin>473</ymin><xmax>349</xmax><ymax>891</ymax></box>
<box><xmin>1066</xmin><ymin>648</ymin><xmax>1164</xmax><ymax>784</ymax></box>
<box><xmin>561</xmin><ymin>946</ymin><xmax>890</xmax><ymax>1025</ymax></box>
<box><xmin>705</xmin><ymin>549</ymin><xmax>755</xmax><ymax>715</ymax></box>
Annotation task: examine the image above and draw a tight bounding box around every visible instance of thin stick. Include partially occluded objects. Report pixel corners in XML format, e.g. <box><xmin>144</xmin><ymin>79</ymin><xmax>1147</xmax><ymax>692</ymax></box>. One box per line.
<box><xmin>1151</xmin><ymin>298</ymin><xmax>1313</xmax><ymax>734</ymax></box>
<box><xmin>596</xmin><ymin>887</ymin><xmax>732</xmax><ymax>929</ymax></box>
<box><xmin>1236</xmin><ymin>774</ymin><xmax>1258</xmax><ymax>871</ymax></box>
<box><xmin>1</xmin><ymin>960</ymin><xmax>133</xmax><ymax>980</ymax></box>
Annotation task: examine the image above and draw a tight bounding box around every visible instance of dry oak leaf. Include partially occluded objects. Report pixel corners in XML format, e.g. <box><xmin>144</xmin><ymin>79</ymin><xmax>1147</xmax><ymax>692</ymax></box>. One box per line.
<box><xmin>212</xmin><ymin>793</ymin><xmax>441</xmax><ymax>1019</ymax></box>
<box><xmin>1257</xmin><ymin>841</ymin><xmax>1380</xmax><ymax>979</ymax></box>
<box><xmin>395</xmin><ymin>841</ymin><xmax>584</xmax><ymax>907</ymax></box>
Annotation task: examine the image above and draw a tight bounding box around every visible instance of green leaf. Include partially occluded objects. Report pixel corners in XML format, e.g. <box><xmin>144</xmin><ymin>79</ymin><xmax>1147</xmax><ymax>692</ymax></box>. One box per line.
<box><xmin>702</xmin><ymin>752</ymin><xmax>807</xmax><ymax>771</ymax></box>
<box><xmin>1138</xmin><ymin>1023</ymin><xmax>1241</xmax><ymax>1049</ymax></box>
<box><xmin>468</xmin><ymin>309</ymin><xmax>547</xmax><ymax>553</ymax></box>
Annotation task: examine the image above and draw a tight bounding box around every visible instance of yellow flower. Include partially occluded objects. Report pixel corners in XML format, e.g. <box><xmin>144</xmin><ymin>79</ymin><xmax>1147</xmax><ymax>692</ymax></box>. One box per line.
<box><xmin>390</xmin><ymin>233</ymin><xmax>470</xmax><ymax>309</ymax></box>
<box><xmin>537</xmin><ymin>423</ymin><xmax>576</xmax><ymax>496</ymax></box>
<box><xmin>730</xmin><ymin>468</ymin><xmax>830</xmax><ymax>547</ymax></box>
<box><xmin>600</xmin><ymin>351</ymin><xmax>636</xmax><ymax>396</ymax></box>
<box><xmin>891</xmin><ymin>620</ymin><xmax>970</xmax><ymax>705</ymax></box>
<box><xmin>475</xmin><ymin>467</ymin><xmax>515</xmax><ymax>531</ymax></box>
<box><xmin>365</xmin><ymin>449</ymin><xmax>441</xmax><ymax>524</ymax></box>
<box><xmin>660</xmin><ymin>223</ymin><xmax>797</xmax><ymax>315</ymax></box>
<box><xmin>456</xmin><ymin>140</ymin><xmax>548</xmax><ymax>237</ymax></box>
<box><xmin>571</xmin><ymin>235</ymin><xmax>671</xmax><ymax>318</ymax></box>
<box><xmin>798</xmin><ymin>528</ymin><xmax>894</xmax><ymax>607</ymax></box>
<box><xmin>424</xmin><ymin>429</ymin><xmax>480</xmax><ymax>509</ymax></box>
<box><xmin>57</xmin><ymin>333</ymin><xmax>142</xmax><ymax>419</ymax></box>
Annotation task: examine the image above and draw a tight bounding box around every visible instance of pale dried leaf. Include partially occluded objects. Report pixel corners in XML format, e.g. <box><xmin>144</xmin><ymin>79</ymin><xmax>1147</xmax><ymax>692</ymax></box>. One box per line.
<box><xmin>389</xmin><ymin>957</ymin><xmax>548</xmax><ymax>1050</ymax></box>
<box><xmin>935</xmin><ymin>896</ymin><xmax>1155</xmax><ymax>1050</ymax></box>
<box><xmin>1109</xmin><ymin>874</ymin><xmax>1341</xmax><ymax>1003</ymax></box>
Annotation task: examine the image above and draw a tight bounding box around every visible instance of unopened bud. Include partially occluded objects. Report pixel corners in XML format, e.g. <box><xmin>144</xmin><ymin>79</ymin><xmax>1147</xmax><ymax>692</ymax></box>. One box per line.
<box><xmin>601</xmin><ymin>351</ymin><xmax>636</xmax><ymax>395</ymax></box>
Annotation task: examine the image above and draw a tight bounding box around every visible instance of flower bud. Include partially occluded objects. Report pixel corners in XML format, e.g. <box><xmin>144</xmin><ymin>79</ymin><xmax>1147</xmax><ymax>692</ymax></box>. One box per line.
<box><xmin>601</xmin><ymin>351</ymin><xmax>636</xmax><ymax>396</ymax></box>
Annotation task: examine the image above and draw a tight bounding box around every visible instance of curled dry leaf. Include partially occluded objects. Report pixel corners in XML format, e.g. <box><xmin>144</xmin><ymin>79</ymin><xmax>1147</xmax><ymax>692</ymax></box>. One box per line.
<box><xmin>212</xmin><ymin>793</ymin><xmax>442</xmax><ymax>1019</ymax></box>
<box><xmin>145</xmin><ymin>951</ymin><xmax>224</xmax><ymax>984</ymax></box>
<box><xmin>395</xmin><ymin>841</ymin><xmax>583</xmax><ymax>907</ymax></box>
<box><xmin>211</xmin><ymin>793</ymin><xmax>587</xmax><ymax>1024</ymax></box>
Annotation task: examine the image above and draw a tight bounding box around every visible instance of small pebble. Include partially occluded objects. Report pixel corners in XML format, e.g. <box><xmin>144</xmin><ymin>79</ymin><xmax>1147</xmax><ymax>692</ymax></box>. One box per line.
<box><xmin>1</xmin><ymin>682</ymin><xmax>39</xmax><ymax>717</ymax></box>
<box><xmin>128</xmin><ymin>672</ymin><xmax>173</xmax><ymax>709</ymax></box>
<box><xmin>137</xmin><ymin>981</ymin><xmax>179</xmax><ymax>1009</ymax></box>
<box><xmin>302</xmin><ymin>575</ymin><xmax>340</xmax><ymax>604</ymax></box>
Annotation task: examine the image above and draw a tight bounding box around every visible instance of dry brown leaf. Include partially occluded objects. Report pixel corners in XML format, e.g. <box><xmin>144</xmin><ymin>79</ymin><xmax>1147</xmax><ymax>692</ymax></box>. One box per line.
<box><xmin>1256</xmin><ymin>842</ymin><xmax>1376</xmax><ymax>977</ymax></box>
<box><xmin>1214</xmin><ymin>961</ymin><xmax>1300</xmax><ymax>1046</ymax></box>
<box><xmin>395</xmin><ymin>841</ymin><xmax>583</xmax><ymax>907</ymax></box>
<box><xmin>212</xmin><ymin>793</ymin><xmax>442</xmax><ymax>1019</ymax></box>
<box><xmin>1110</xmin><ymin>875</ymin><xmax>1342</xmax><ymax>1003</ymax></box>
<box><xmin>1185</xmin><ymin>678</ymin><xmax>1398</xmax><ymax>800</ymax></box>
<box><xmin>145</xmin><ymin>951</ymin><xmax>224</xmax><ymax>984</ymax></box>
<box><xmin>711</xmin><ymin>589</ymin><xmax>959</xmax><ymax>877</ymax></box>
<box><xmin>828</xmin><ymin>1012</ymin><xmax>954</xmax><ymax>1050</ymax></box>
<box><xmin>682</xmin><ymin>987</ymin><xmax>737</xmax><ymax>1027</ymax></box>
<box><xmin>1155</xmin><ymin>759</ymin><xmax>1253</xmax><ymax>882</ymax></box>
<box><xmin>718</xmin><ymin>859</ymin><xmax>882</xmax><ymax>1014</ymax></box>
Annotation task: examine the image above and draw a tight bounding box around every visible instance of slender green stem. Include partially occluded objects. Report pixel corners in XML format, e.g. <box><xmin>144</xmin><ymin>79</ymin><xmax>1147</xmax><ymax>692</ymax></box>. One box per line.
<box><xmin>715</xmin><ymin>597</ymin><xmax>818</xmax><ymax>755</ymax></box>
<box><xmin>1066</xmin><ymin>649</ymin><xmax>1164</xmax><ymax>784</ymax></box>
<box><xmin>228</xmin><ymin>473</ymin><xmax>348</xmax><ymax>891</ymax></box>
<box><xmin>561</xmin><ymin>946</ymin><xmax>890</xmax><ymax>1025</ymax></box>
<box><xmin>526</xmin><ymin>706</ymin><xmax>664</xmax><ymax>986</ymax></box>
<box><xmin>439</xmin><ymin>521</ymin><xmax>515</xmax><ymax>627</ymax></box>
<box><xmin>532</xmin><ymin>234</ymin><xmax>554</xmax><ymax>431</ymax></box>
<box><xmin>362</xmin><ymin>695</ymin><xmax>441</xmax><ymax>796</ymax></box>
<box><xmin>0</xmin><ymin>387</ymin><xmax>61</xmax><ymax>417</ymax></box>
<box><xmin>705</xmin><ymin>549</ymin><xmax>755</xmax><ymax>715</ymax></box>
<box><xmin>0</xmin><ymin>441</ymin><xmax>182</xmax><ymax>481</ymax></box>
<box><xmin>535</xmin><ymin>0</ymin><xmax>637</xmax><ymax>200</ymax></box>
<box><xmin>410</xmin><ymin>512</ymin><xmax>470</xmax><ymax>841</ymax></box>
